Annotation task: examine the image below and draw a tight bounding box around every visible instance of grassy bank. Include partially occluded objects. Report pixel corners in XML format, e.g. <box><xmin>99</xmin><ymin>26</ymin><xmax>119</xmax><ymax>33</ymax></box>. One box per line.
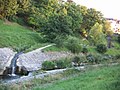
<box><xmin>0</xmin><ymin>20</ymin><xmax>47</xmax><ymax>52</ymax></box>
<box><xmin>1</xmin><ymin>64</ymin><xmax>120</xmax><ymax>90</ymax></box>
<box><xmin>32</xmin><ymin>64</ymin><xmax>120</xmax><ymax>90</ymax></box>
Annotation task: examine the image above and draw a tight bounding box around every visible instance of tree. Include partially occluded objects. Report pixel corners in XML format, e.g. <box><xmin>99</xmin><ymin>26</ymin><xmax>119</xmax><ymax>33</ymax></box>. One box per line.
<box><xmin>17</xmin><ymin>0</ymin><xmax>30</xmax><ymax>13</ymax></box>
<box><xmin>89</xmin><ymin>23</ymin><xmax>107</xmax><ymax>45</ymax></box>
<box><xmin>103</xmin><ymin>20</ymin><xmax>113</xmax><ymax>36</ymax></box>
<box><xmin>65</xmin><ymin>3</ymin><xmax>82</xmax><ymax>35</ymax></box>
<box><xmin>0</xmin><ymin>0</ymin><xmax>19</xmax><ymax>18</ymax></box>
<box><xmin>41</xmin><ymin>14</ymin><xmax>73</xmax><ymax>41</ymax></box>
<box><xmin>40</xmin><ymin>1</ymin><xmax>83</xmax><ymax>41</ymax></box>
<box><xmin>80</xmin><ymin>7</ymin><xmax>105</xmax><ymax>34</ymax></box>
<box><xmin>27</xmin><ymin>0</ymin><xmax>60</xmax><ymax>29</ymax></box>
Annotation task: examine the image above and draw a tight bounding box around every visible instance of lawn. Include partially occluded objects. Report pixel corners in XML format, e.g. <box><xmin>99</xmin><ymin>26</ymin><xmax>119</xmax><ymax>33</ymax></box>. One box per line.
<box><xmin>0</xmin><ymin>20</ymin><xmax>47</xmax><ymax>52</ymax></box>
<box><xmin>32</xmin><ymin>64</ymin><xmax>120</xmax><ymax>90</ymax></box>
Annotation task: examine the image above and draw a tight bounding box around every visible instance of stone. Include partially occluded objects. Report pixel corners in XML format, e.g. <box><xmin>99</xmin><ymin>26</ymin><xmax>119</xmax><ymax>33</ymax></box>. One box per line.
<box><xmin>0</xmin><ymin>46</ymin><xmax>73</xmax><ymax>75</ymax></box>
<box><xmin>0</xmin><ymin>48</ymin><xmax>16</xmax><ymax>75</ymax></box>
<box><xmin>17</xmin><ymin>50</ymin><xmax>73</xmax><ymax>72</ymax></box>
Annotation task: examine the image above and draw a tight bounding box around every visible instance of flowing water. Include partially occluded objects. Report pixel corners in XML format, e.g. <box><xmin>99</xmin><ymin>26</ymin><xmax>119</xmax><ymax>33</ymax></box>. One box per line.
<box><xmin>10</xmin><ymin>52</ymin><xmax>23</xmax><ymax>76</ymax></box>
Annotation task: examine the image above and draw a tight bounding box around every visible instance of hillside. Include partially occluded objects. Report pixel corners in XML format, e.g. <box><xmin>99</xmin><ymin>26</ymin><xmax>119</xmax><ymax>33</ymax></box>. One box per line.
<box><xmin>0</xmin><ymin>20</ymin><xmax>47</xmax><ymax>52</ymax></box>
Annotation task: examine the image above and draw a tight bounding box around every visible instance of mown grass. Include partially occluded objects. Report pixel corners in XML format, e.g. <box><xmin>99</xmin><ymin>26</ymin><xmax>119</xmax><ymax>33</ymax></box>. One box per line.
<box><xmin>1</xmin><ymin>64</ymin><xmax>120</xmax><ymax>90</ymax></box>
<box><xmin>32</xmin><ymin>64</ymin><xmax>120</xmax><ymax>90</ymax></box>
<box><xmin>0</xmin><ymin>20</ymin><xmax>47</xmax><ymax>52</ymax></box>
<box><xmin>43</xmin><ymin>45</ymin><xmax>68</xmax><ymax>52</ymax></box>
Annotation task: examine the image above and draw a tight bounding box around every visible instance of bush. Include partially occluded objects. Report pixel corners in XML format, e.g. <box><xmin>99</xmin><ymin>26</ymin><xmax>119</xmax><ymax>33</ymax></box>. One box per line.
<box><xmin>82</xmin><ymin>47</ymin><xmax>88</xmax><ymax>54</ymax></box>
<box><xmin>65</xmin><ymin>36</ymin><xmax>82</xmax><ymax>54</ymax></box>
<box><xmin>96</xmin><ymin>44</ymin><xmax>107</xmax><ymax>53</ymax></box>
<box><xmin>86</xmin><ymin>54</ymin><xmax>101</xmax><ymax>64</ymax></box>
<box><xmin>55</xmin><ymin>58</ymin><xmax>72</xmax><ymax>69</ymax></box>
<box><xmin>72</xmin><ymin>56</ymin><xmax>81</xmax><ymax>65</ymax></box>
<box><xmin>55</xmin><ymin>60</ymin><xmax>66</xmax><ymax>69</ymax></box>
<box><xmin>54</xmin><ymin>35</ymin><xmax>66</xmax><ymax>47</ymax></box>
<box><xmin>72</xmin><ymin>56</ymin><xmax>87</xmax><ymax>66</ymax></box>
<box><xmin>86</xmin><ymin>54</ymin><xmax>95</xmax><ymax>64</ymax></box>
<box><xmin>42</xmin><ymin>61</ymin><xmax>55</xmax><ymax>70</ymax></box>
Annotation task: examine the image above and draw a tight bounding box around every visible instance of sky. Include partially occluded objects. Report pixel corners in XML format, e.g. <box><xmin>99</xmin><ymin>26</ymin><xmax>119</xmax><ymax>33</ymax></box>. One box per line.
<box><xmin>72</xmin><ymin>0</ymin><xmax>120</xmax><ymax>20</ymax></box>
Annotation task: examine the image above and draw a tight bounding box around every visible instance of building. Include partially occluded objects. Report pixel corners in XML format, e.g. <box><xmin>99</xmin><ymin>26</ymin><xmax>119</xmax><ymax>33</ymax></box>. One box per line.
<box><xmin>106</xmin><ymin>18</ymin><xmax>120</xmax><ymax>34</ymax></box>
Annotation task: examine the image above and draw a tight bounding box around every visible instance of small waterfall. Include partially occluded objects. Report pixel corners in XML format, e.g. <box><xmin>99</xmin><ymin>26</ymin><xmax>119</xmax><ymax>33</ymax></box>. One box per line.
<box><xmin>10</xmin><ymin>52</ymin><xmax>23</xmax><ymax>76</ymax></box>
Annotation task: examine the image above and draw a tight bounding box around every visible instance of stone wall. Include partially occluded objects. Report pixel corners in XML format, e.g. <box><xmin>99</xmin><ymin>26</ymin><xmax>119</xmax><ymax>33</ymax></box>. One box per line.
<box><xmin>0</xmin><ymin>48</ymin><xmax>16</xmax><ymax>75</ymax></box>
<box><xmin>17</xmin><ymin>51</ymin><xmax>72</xmax><ymax>71</ymax></box>
<box><xmin>0</xmin><ymin>47</ymin><xmax>72</xmax><ymax>75</ymax></box>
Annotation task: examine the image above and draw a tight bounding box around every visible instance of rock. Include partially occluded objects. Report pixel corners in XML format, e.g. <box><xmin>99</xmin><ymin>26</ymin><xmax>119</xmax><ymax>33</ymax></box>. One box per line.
<box><xmin>0</xmin><ymin>47</ymin><xmax>73</xmax><ymax>75</ymax></box>
<box><xmin>0</xmin><ymin>48</ymin><xmax>16</xmax><ymax>75</ymax></box>
<box><xmin>17</xmin><ymin>50</ymin><xmax>73</xmax><ymax>72</ymax></box>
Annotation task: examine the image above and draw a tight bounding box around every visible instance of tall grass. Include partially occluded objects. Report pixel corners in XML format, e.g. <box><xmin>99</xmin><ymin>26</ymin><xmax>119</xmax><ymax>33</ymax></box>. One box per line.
<box><xmin>32</xmin><ymin>64</ymin><xmax>120</xmax><ymax>90</ymax></box>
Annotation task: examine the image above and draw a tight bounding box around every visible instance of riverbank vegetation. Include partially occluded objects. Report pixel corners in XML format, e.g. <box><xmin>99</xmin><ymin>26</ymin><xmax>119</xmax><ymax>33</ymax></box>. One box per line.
<box><xmin>1</xmin><ymin>64</ymin><xmax>120</xmax><ymax>90</ymax></box>
<box><xmin>0</xmin><ymin>0</ymin><xmax>120</xmax><ymax>90</ymax></box>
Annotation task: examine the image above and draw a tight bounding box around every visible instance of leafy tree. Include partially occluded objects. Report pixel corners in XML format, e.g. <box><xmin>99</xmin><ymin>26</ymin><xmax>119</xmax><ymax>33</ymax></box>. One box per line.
<box><xmin>41</xmin><ymin>14</ymin><xmax>73</xmax><ymax>41</ymax></box>
<box><xmin>17</xmin><ymin>0</ymin><xmax>30</xmax><ymax>13</ymax></box>
<box><xmin>40</xmin><ymin>2</ymin><xmax>83</xmax><ymax>41</ymax></box>
<box><xmin>80</xmin><ymin>7</ymin><xmax>105</xmax><ymax>34</ymax></box>
<box><xmin>103</xmin><ymin>20</ymin><xmax>113</xmax><ymax>36</ymax></box>
<box><xmin>89</xmin><ymin>23</ymin><xmax>107</xmax><ymax>45</ymax></box>
<box><xmin>65</xmin><ymin>3</ymin><xmax>82</xmax><ymax>35</ymax></box>
<box><xmin>0</xmin><ymin>0</ymin><xmax>19</xmax><ymax>18</ymax></box>
<box><xmin>27</xmin><ymin>0</ymin><xmax>60</xmax><ymax>29</ymax></box>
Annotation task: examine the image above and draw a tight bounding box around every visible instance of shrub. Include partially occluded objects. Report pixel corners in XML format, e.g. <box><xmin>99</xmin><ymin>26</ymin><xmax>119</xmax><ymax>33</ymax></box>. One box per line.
<box><xmin>55</xmin><ymin>58</ymin><xmax>72</xmax><ymax>69</ymax></box>
<box><xmin>72</xmin><ymin>56</ymin><xmax>81</xmax><ymax>65</ymax></box>
<box><xmin>96</xmin><ymin>44</ymin><xmax>107</xmax><ymax>53</ymax></box>
<box><xmin>65</xmin><ymin>36</ymin><xmax>82</xmax><ymax>54</ymax></box>
<box><xmin>86</xmin><ymin>54</ymin><xmax>103</xmax><ymax>64</ymax></box>
<box><xmin>54</xmin><ymin>35</ymin><xmax>66</xmax><ymax>47</ymax></box>
<box><xmin>72</xmin><ymin>56</ymin><xmax>87</xmax><ymax>66</ymax></box>
<box><xmin>42</xmin><ymin>61</ymin><xmax>55</xmax><ymax>70</ymax></box>
<box><xmin>55</xmin><ymin>60</ymin><xmax>66</xmax><ymax>69</ymax></box>
<box><xmin>86</xmin><ymin>54</ymin><xmax>95</xmax><ymax>64</ymax></box>
<box><xmin>82</xmin><ymin>47</ymin><xmax>88</xmax><ymax>54</ymax></box>
<box><xmin>115</xmin><ymin>54</ymin><xmax>120</xmax><ymax>59</ymax></box>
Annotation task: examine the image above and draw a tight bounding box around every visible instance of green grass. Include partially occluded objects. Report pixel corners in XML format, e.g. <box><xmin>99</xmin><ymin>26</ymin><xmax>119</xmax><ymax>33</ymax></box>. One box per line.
<box><xmin>106</xmin><ymin>48</ymin><xmax>120</xmax><ymax>55</ymax></box>
<box><xmin>0</xmin><ymin>20</ymin><xmax>46</xmax><ymax>52</ymax></box>
<box><xmin>32</xmin><ymin>64</ymin><xmax>120</xmax><ymax>90</ymax></box>
<box><xmin>1</xmin><ymin>64</ymin><xmax>120</xmax><ymax>90</ymax></box>
<box><xmin>43</xmin><ymin>45</ymin><xmax>68</xmax><ymax>52</ymax></box>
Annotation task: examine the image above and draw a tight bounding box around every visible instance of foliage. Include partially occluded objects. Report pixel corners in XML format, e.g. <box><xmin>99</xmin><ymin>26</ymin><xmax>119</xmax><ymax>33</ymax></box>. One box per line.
<box><xmin>55</xmin><ymin>60</ymin><xmax>66</xmax><ymax>69</ymax></box>
<box><xmin>55</xmin><ymin>58</ymin><xmax>72</xmax><ymax>69</ymax></box>
<box><xmin>0</xmin><ymin>0</ymin><xmax>19</xmax><ymax>18</ymax></box>
<box><xmin>118</xmin><ymin>34</ymin><xmax>120</xmax><ymax>43</ymax></box>
<box><xmin>80</xmin><ymin>6</ymin><xmax>105</xmax><ymax>34</ymax></box>
<box><xmin>103</xmin><ymin>21</ymin><xmax>113</xmax><ymax>36</ymax></box>
<box><xmin>41</xmin><ymin>14</ymin><xmax>73</xmax><ymax>41</ymax></box>
<box><xmin>82</xmin><ymin>47</ymin><xmax>88</xmax><ymax>54</ymax></box>
<box><xmin>17</xmin><ymin>0</ymin><xmax>30</xmax><ymax>13</ymax></box>
<box><xmin>0</xmin><ymin>0</ymin><xmax>30</xmax><ymax>19</ymax></box>
<box><xmin>86</xmin><ymin>53</ymin><xmax>105</xmax><ymax>64</ymax></box>
<box><xmin>65</xmin><ymin>3</ymin><xmax>83</xmax><ymax>34</ymax></box>
<box><xmin>72</xmin><ymin>56</ymin><xmax>81</xmax><ymax>65</ymax></box>
<box><xmin>72</xmin><ymin>55</ymin><xmax>87</xmax><ymax>66</ymax></box>
<box><xmin>65</xmin><ymin>36</ymin><xmax>82</xmax><ymax>54</ymax></box>
<box><xmin>89</xmin><ymin>23</ymin><xmax>107</xmax><ymax>45</ymax></box>
<box><xmin>42</xmin><ymin>61</ymin><xmax>55</xmax><ymax>70</ymax></box>
<box><xmin>96</xmin><ymin>44</ymin><xmax>107</xmax><ymax>53</ymax></box>
<box><xmin>32</xmin><ymin>64</ymin><xmax>120</xmax><ymax>90</ymax></box>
